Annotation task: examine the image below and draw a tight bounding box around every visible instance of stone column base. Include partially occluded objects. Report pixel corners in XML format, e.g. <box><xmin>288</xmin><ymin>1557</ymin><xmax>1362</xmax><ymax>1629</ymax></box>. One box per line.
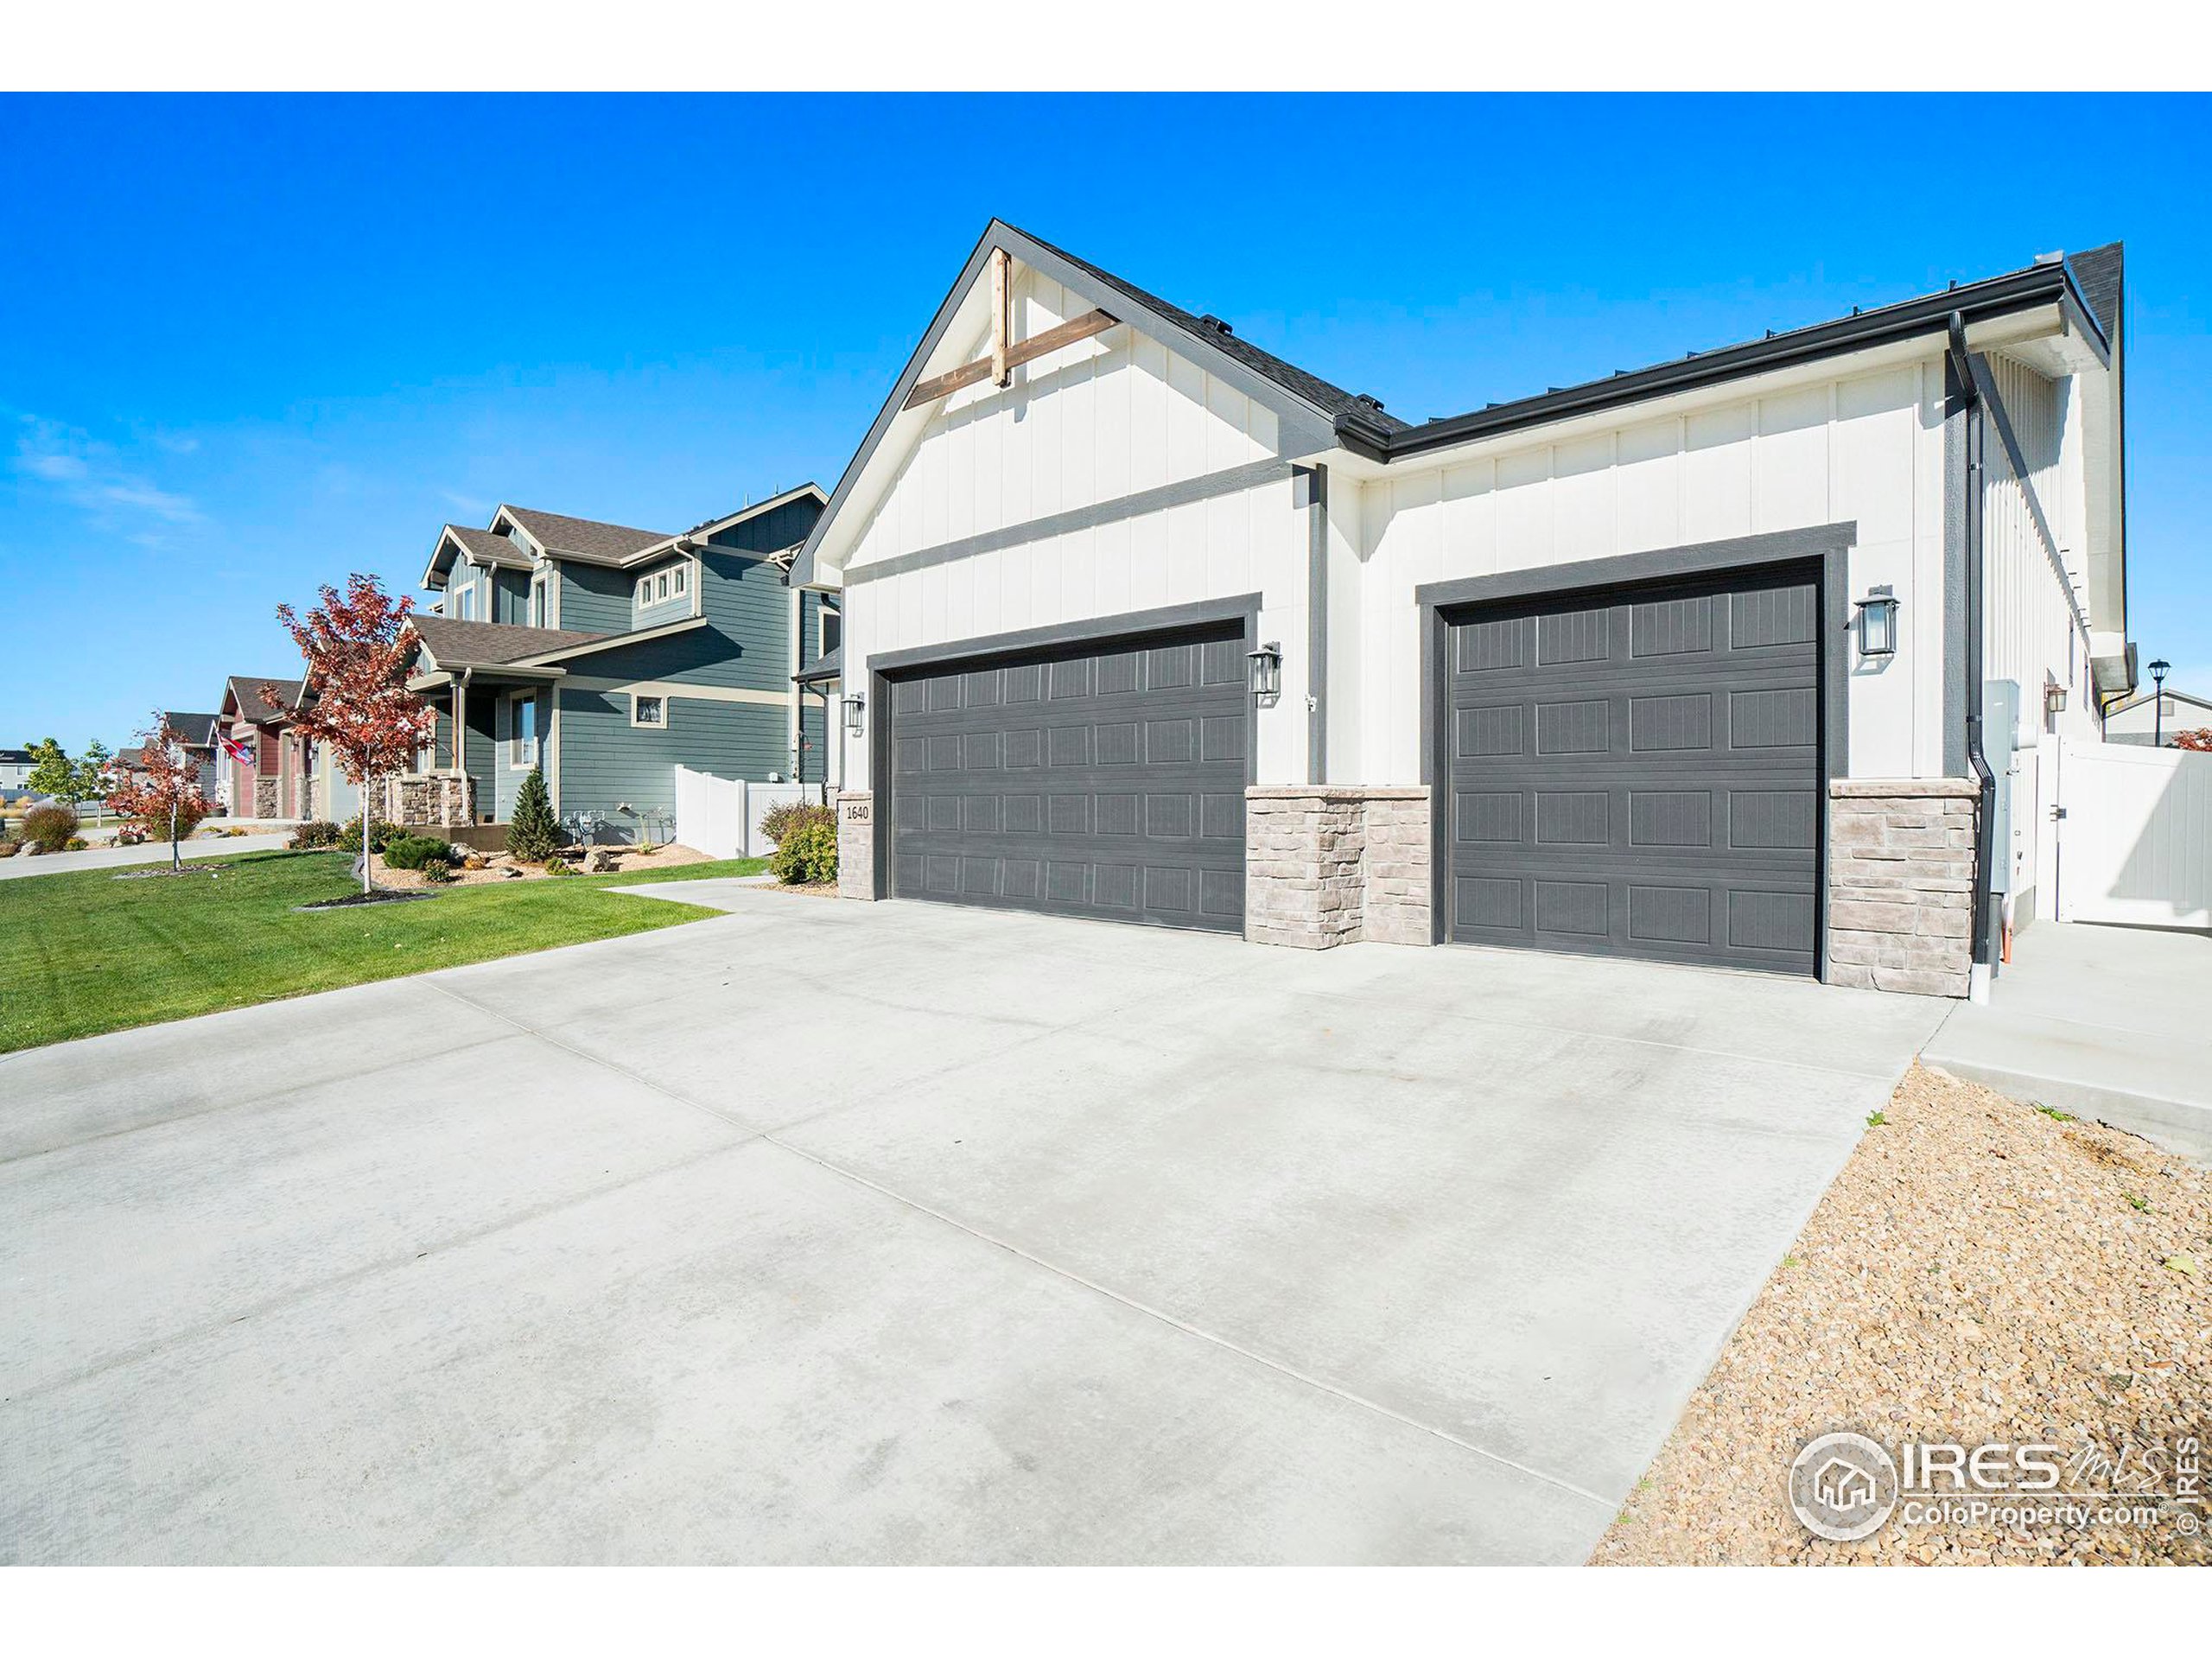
<box><xmin>837</xmin><ymin>791</ymin><xmax>875</xmax><ymax>899</ymax></box>
<box><xmin>253</xmin><ymin>776</ymin><xmax>277</xmax><ymax>820</ymax></box>
<box><xmin>1826</xmin><ymin>779</ymin><xmax>1978</xmax><ymax>997</ymax></box>
<box><xmin>1244</xmin><ymin>786</ymin><xmax>1432</xmax><ymax>950</ymax></box>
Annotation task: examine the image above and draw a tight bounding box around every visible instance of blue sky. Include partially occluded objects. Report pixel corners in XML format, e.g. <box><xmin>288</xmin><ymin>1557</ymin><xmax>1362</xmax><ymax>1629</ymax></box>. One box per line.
<box><xmin>3</xmin><ymin>92</ymin><xmax>2206</xmax><ymax>752</ymax></box>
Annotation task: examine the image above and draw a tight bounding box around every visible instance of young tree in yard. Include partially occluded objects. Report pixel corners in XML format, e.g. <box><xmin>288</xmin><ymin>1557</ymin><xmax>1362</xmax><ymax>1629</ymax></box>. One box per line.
<box><xmin>269</xmin><ymin>575</ymin><xmax>433</xmax><ymax>896</ymax></box>
<box><xmin>506</xmin><ymin>766</ymin><xmax>561</xmax><ymax>863</ymax></box>
<box><xmin>22</xmin><ymin>738</ymin><xmax>71</xmax><ymax>800</ymax></box>
<box><xmin>104</xmin><ymin>715</ymin><xmax>213</xmax><ymax>871</ymax></box>
<box><xmin>2174</xmin><ymin>728</ymin><xmax>2212</xmax><ymax>753</ymax></box>
<box><xmin>72</xmin><ymin>741</ymin><xmax>116</xmax><ymax>820</ymax></box>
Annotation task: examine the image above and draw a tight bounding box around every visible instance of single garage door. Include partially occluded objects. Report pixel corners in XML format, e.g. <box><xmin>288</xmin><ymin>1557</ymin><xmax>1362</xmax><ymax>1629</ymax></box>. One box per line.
<box><xmin>1444</xmin><ymin>567</ymin><xmax>1821</xmax><ymax>975</ymax></box>
<box><xmin>886</xmin><ymin>624</ymin><xmax>1249</xmax><ymax>932</ymax></box>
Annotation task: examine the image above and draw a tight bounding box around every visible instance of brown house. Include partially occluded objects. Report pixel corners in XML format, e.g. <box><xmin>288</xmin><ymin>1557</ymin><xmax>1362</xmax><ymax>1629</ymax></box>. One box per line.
<box><xmin>217</xmin><ymin>675</ymin><xmax>307</xmax><ymax>821</ymax></box>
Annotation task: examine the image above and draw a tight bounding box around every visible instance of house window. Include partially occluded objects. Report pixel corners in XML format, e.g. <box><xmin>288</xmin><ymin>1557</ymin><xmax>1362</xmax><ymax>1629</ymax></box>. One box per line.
<box><xmin>820</xmin><ymin>607</ymin><xmax>842</xmax><ymax>657</ymax></box>
<box><xmin>656</xmin><ymin>570</ymin><xmax>671</xmax><ymax>602</ymax></box>
<box><xmin>530</xmin><ymin>575</ymin><xmax>546</xmax><ymax>628</ymax></box>
<box><xmin>453</xmin><ymin>582</ymin><xmax>476</xmax><ymax>622</ymax></box>
<box><xmin>632</xmin><ymin>694</ymin><xmax>667</xmax><ymax>729</ymax></box>
<box><xmin>674</xmin><ymin>564</ymin><xmax>687</xmax><ymax>598</ymax></box>
<box><xmin>509</xmin><ymin>693</ymin><xmax>537</xmax><ymax>767</ymax></box>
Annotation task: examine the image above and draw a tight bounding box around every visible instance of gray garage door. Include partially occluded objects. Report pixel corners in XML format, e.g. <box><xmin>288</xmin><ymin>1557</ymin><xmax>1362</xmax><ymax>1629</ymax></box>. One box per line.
<box><xmin>887</xmin><ymin>626</ymin><xmax>1249</xmax><ymax>932</ymax></box>
<box><xmin>1445</xmin><ymin>568</ymin><xmax>1822</xmax><ymax>975</ymax></box>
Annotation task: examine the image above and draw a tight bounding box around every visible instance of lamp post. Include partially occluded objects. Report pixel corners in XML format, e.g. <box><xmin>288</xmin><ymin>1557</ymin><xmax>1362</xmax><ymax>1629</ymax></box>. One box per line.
<box><xmin>2150</xmin><ymin>658</ymin><xmax>2171</xmax><ymax>747</ymax></box>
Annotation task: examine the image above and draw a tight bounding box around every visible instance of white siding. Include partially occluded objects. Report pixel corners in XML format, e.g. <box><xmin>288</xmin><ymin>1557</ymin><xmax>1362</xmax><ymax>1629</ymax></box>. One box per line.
<box><xmin>844</xmin><ymin>450</ymin><xmax>1309</xmax><ymax>797</ymax></box>
<box><xmin>844</xmin><ymin>267</ymin><xmax>1279</xmax><ymax>578</ymax></box>
<box><xmin>1351</xmin><ymin>357</ymin><xmax>1948</xmax><ymax>785</ymax></box>
<box><xmin>1981</xmin><ymin>353</ymin><xmax>2100</xmax><ymax>925</ymax></box>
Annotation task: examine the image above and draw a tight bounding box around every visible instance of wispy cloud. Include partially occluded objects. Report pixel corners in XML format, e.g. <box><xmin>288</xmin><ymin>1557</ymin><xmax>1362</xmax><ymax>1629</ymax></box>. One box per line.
<box><xmin>12</xmin><ymin>413</ymin><xmax>202</xmax><ymax>541</ymax></box>
<box><xmin>439</xmin><ymin>487</ymin><xmax>493</xmax><ymax>518</ymax></box>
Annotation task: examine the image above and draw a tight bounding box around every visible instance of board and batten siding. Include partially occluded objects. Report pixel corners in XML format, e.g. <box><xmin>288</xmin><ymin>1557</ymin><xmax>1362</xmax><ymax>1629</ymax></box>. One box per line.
<box><xmin>840</xmin><ymin>268</ymin><xmax>1310</xmax><ymax>794</ymax></box>
<box><xmin>1350</xmin><ymin>351</ymin><xmax>1955</xmax><ymax>786</ymax></box>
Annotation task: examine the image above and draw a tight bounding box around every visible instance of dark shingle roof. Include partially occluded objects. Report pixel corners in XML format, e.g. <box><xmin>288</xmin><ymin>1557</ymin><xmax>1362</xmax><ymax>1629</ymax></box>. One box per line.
<box><xmin>445</xmin><ymin>524</ymin><xmax>537</xmax><ymax>568</ymax></box>
<box><xmin>2069</xmin><ymin>242</ymin><xmax>2124</xmax><ymax>350</ymax></box>
<box><xmin>0</xmin><ymin>747</ymin><xmax>31</xmax><ymax>765</ymax></box>
<box><xmin>794</xmin><ymin>645</ymin><xmax>842</xmax><ymax>685</ymax></box>
<box><xmin>410</xmin><ymin>615</ymin><xmax>609</xmax><ymax>668</ymax></box>
<box><xmin>162</xmin><ymin>712</ymin><xmax>219</xmax><ymax>747</ymax></box>
<box><xmin>504</xmin><ymin>506</ymin><xmax>670</xmax><ymax>563</ymax></box>
<box><xmin>227</xmin><ymin>676</ymin><xmax>303</xmax><ymax>725</ymax></box>
<box><xmin>1007</xmin><ymin>222</ymin><xmax>1409</xmax><ymax>433</ymax></box>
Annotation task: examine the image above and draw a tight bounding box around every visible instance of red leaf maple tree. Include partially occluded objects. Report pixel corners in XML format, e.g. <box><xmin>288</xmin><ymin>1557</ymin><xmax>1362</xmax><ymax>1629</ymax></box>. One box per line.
<box><xmin>266</xmin><ymin>574</ymin><xmax>434</xmax><ymax>893</ymax></box>
<box><xmin>105</xmin><ymin>714</ymin><xmax>214</xmax><ymax>871</ymax></box>
<box><xmin>2173</xmin><ymin>728</ymin><xmax>2212</xmax><ymax>753</ymax></box>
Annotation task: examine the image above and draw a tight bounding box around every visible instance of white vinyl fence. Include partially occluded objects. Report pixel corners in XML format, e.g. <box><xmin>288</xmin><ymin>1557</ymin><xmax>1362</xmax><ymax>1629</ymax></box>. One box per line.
<box><xmin>673</xmin><ymin>766</ymin><xmax>815</xmax><ymax>860</ymax></box>
<box><xmin>2054</xmin><ymin>739</ymin><xmax>2212</xmax><ymax>929</ymax></box>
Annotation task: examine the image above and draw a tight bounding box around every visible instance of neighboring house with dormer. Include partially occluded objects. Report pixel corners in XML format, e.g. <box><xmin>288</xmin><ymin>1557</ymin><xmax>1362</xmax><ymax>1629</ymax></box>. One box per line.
<box><xmin>391</xmin><ymin>488</ymin><xmax>835</xmax><ymax>842</ymax></box>
<box><xmin>216</xmin><ymin>675</ymin><xmax>307</xmax><ymax>820</ymax></box>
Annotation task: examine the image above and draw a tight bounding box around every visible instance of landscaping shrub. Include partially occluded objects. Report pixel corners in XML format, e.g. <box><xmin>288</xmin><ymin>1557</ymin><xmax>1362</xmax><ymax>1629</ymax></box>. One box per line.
<box><xmin>127</xmin><ymin>798</ymin><xmax>209</xmax><ymax>843</ymax></box>
<box><xmin>541</xmin><ymin>856</ymin><xmax>575</xmax><ymax>878</ymax></box>
<box><xmin>769</xmin><ymin>816</ymin><xmax>838</xmax><ymax>886</ymax></box>
<box><xmin>418</xmin><ymin>855</ymin><xmax>457</xmax><ymax>884</ymax></box>
<box><xmin>289</xmin><ymin>819</ymin><xmax>342</xmax><ymax>850</ymax></box>
<box><xmin>21</xmin><ymin>804</ymin><xmax>78</xmax><ymax>853</ymax></box>
<box><xmin>63</xmin><ymin>836</ymin><xmax>89</xmax><ymax>852</ymax></box>
<box><xmin>382</xmin><ymin>834</ymin><xmax>457</xmax><ymax>871</ymax></box>
<box><xmin>506</xmin><ymin>766</ymin><xmax>561</xmax><ymax>862</ymax></box>
<box><xmin>759</xmin><ymin>798</ymin><xmax>834</xmax><ymax>849</ymax></box>
<box><xmin>340</xmin><ymin>812</ymin><xmax>400</xmax><ymax>854</ymax></box>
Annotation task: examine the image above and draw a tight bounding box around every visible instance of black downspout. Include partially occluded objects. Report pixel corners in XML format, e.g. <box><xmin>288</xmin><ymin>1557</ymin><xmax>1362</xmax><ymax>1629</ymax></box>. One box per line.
<box><xmin>1948</xmin><ymin>314</ymin><xmax>1999</xmax><ymax>988</ymax></box>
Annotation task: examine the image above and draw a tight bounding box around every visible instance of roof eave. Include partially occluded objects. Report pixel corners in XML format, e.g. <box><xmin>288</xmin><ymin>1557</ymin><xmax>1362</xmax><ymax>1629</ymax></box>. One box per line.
<box><xmin>1360</xmin><ymin>260</ymin><xmax>2090</xmax><ymax>465</ymax></box>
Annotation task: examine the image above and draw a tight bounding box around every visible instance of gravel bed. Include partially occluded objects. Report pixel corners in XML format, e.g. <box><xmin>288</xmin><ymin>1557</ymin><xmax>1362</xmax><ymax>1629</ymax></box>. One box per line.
<box><xmin>1594</xmin><ymin>1063</ymin><xmax>2209</xmax><ymax>1565</ymax></box>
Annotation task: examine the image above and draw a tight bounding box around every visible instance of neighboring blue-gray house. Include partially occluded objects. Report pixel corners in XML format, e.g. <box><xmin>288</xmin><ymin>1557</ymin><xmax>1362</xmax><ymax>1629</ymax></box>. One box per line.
<box><xmin>394</xmin><ymin>488</ymin><xmax>837</xmax><ymax>842</ymax></box>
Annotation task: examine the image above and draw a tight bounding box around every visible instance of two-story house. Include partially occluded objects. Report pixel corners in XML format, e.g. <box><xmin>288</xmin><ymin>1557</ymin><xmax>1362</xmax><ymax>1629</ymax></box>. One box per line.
<box><xmin>215</xmin><ymin>676</ymin><xmax>307</xmax><ymax>820</ymax></box>
<box><xmin>392</xmin><ymin>488</ymin><xmax>836</xmax><ymax>842</ymax></box>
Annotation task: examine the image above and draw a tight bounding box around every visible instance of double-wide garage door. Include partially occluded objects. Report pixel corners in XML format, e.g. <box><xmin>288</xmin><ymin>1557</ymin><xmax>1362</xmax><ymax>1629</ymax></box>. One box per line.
<box><xmin>885</xmin><ymin>625</ymin><xmax>1248</xmax><ymax>932</ymax></box>
<box><xmin>1444</xmin><ymin>568</ymin><xmax>1822</xmax><ymax>975</ymax></box>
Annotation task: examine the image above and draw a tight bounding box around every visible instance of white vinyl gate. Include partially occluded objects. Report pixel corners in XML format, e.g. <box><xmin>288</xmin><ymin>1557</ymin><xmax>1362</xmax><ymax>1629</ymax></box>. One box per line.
<box><xmin>2053</xmin><ymin>740</ymin><xmax>2212</xmax><ymax>930</ymax></box>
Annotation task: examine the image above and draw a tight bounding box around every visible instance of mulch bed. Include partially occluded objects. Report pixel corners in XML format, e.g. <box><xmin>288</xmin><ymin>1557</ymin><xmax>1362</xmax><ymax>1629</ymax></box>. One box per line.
<box><xmin>293</xmin><ymin>889</ymin><xmax>439</xmax><ymax>912</ymax></box>
<box><xmin>1593</xmin><ymin>1063</ymin><xmax>2210</xmax><ymax>1566</ymax></box>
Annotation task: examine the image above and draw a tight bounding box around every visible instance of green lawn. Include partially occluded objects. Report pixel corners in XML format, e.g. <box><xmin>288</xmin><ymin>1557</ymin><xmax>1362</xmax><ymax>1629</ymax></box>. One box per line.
<box><xmin>0</xmin><ymin>849</ymin><xmax>770</xmax><ymax>1053</ymax></box>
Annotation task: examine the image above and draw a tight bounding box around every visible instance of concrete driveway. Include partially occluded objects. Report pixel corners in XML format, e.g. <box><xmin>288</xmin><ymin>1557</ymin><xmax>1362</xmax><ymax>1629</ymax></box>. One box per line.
<box><xmin>0</xmin><ymin>887</ymin><xmax>1942</xmax><ymax>1563</ymax></box>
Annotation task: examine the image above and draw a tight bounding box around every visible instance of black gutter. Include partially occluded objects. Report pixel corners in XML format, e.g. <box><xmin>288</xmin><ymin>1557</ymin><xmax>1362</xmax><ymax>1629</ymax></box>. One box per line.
<box><xmin>1344</xmin><ymin>259</ymin><xmax>2103</xmax><ymax>465</ymax></box>
<box><xmin>1948</xmin><ymin>313</ymin><xmax>2000</xmax><ymax>988</ymax></box>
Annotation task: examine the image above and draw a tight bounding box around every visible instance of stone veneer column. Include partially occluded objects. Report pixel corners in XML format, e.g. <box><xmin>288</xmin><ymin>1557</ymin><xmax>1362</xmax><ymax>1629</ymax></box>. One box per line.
<box><xmin>1825</xmin><ymin>779</ymin><xmax>1979</xmax><ymax>997</ymax></box>
<box><xmin>1244</xmin><ymin>786</ymin><xmax>1432</xmax><ymax>949</ymax></box>
<box><xmin>836</xmin><ymin>791</ymin><xmax>875</xmax><ymax>900</ymax></box>
<box><xmin>254</xmin><ymin>775</ymin><xmax>277</xmax><ymax>820</ymax></box>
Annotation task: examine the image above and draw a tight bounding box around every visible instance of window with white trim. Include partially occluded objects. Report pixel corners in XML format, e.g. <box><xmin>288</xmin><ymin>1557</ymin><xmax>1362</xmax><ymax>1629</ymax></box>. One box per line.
<box><xmin>820</xmin><ymin>606</ymin><xmax>842</xmax><ymax>658</ymax></box>
<box><xmin>509</xmin><ymin>693</ymin><xmax>538</xmax><ymax>767</ymax></box>
<box><xmin>632</xmin><ymin>694</ymin><xmax>667</xmax><ymax>729</ymax></box>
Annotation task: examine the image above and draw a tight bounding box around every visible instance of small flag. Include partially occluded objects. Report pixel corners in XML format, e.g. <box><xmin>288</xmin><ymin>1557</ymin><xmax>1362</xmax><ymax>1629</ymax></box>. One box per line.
<box><xmin>219</xmin><ymin>731</ymin><xmax>253</xmax><ymax>766</ymax></box>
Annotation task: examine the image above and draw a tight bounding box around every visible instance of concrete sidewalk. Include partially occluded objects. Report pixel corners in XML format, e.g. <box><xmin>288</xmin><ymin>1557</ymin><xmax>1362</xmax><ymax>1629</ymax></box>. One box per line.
<box><xmin>0</xmin><ymin>831</ymin><xmax>295</xmax><ymax>880</ymax></box>
<box><xmin>1925</xmin><ymin>921</ymin><xmax>2212</xmax><ymax>1160</ymax></box>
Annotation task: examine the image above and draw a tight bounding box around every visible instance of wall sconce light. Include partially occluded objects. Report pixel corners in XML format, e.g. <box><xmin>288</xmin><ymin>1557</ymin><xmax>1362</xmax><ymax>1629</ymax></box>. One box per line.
<box><xmin>2044</xmin><ymin>683</ymin><xmax>2069</xmax><ymax>716</ymax></box>
<box><xmin>1853</xmin><ymin>587</ymin><xmax>1899</xmax><ymax>659</ymax></box>
<box><xmin>842</xmin><ymin>693</ymin><xmax>866</xmax><ymax>736</ymax></box>
<box><xmin>1246</xmin><ymin>641</ymin><xmax>1282</xmax><ymax>705</ymax></box>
